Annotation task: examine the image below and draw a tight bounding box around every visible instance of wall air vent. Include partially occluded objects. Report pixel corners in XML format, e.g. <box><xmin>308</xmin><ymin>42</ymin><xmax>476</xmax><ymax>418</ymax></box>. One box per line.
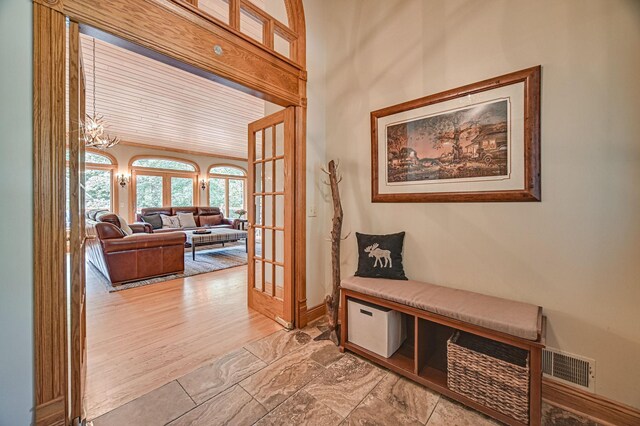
<box><xmin>542</xmin><ymin>347</ymin><xmax>595</xmax><ymax>392</ymax></box>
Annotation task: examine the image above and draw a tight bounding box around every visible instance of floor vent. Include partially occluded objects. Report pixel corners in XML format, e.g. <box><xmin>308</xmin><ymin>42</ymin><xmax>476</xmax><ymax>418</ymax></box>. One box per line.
<box><xmin>542</xmin><ymin>347</ymin><xmax>595</xmax><ymax>392</ymax></box>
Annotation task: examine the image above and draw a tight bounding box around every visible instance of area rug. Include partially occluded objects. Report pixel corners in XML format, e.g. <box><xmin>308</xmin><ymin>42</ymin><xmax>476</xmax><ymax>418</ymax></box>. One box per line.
<box><xmin>90</xmin><ymin>244</ymin><xmax>248</xmax><ymax>292</ymax></box>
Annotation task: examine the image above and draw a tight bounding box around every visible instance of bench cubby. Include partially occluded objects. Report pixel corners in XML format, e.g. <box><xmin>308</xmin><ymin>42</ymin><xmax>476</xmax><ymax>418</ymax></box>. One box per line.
<box><xmin>339</xmin><ymin>280</ymin><xmax>545</xmax><ymax>426</ymax></box>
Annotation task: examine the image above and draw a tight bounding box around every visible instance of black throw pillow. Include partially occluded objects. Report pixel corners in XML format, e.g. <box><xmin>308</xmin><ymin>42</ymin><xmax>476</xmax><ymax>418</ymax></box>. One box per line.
<box><xmin>355</xmin><ymin>232</ymin><xmax>408</xmax><ymax>280</ymax></box>
<box><xmin>141</xmin><ymin>213</ymin><xmax>163</xmax><ymax>230</ymax></box>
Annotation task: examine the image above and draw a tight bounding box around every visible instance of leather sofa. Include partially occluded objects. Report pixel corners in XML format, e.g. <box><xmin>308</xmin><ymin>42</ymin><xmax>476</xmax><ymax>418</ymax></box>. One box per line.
<box><xmin>86</xmin><ymin>211</ymin><xmax>186</xmax><ymax>285</ymax></box>
<box><xmin>136</xmin><ymin>206</ymin><xmax>236</xmax><ymax>233</ymax></box>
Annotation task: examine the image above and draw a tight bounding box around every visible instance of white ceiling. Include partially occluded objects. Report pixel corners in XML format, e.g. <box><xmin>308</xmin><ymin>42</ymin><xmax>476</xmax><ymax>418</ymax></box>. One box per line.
<box><xmin>80</xmin><ymin>33</ymin><xmax>266</xmax><ymax>159</ymax></box>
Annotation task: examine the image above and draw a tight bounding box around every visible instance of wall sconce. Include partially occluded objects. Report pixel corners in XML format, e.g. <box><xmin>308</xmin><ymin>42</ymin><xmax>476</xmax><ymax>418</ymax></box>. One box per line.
<box><xmin>200</xmin><ymin>179</ymin><xmax>207</xmax><ymax>190</ymax></box>
<box><xmin>117</xmin><ymin>173</ymin><xmax>130</xmax><ymax>188</ymax></box>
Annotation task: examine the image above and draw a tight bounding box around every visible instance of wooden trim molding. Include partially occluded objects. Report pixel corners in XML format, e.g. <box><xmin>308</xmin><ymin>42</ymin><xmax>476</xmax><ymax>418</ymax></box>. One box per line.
<box><xmin>119</xmin><ymin>140</ymin><xmax>249</xmax><ymax>162</ymax></box>
<box><xmin>35</xmin><ymin>397</ymin><xmax>66</xmax><ymax>426</ymax></box>
<box><xmin>33</xmin><ymin>3</ymin><xmax>68</xmax><ymax>425</ymax></box>
<box><xmin>64</xmin><ymin>0</ymin><xmax>302</xmax><ymax>105</ymax></box>
<box><xmin>543</xmin><ymin>378</ymin><xmax>640</xmax><ymax>426</ymax></box>
<box><xmin>34</xmin><ymin>0</ymin><xmax>64</xmax><ymax>13</ymax></box>
<box><xmin>306</xmin><ymin>303</ymin><xmax>326</xmax><ymax>323</ymax></box>
<box><xmin>294</xmin><ymin>104</ymin><xmax>307</xmax><ymax>327</ymax></box>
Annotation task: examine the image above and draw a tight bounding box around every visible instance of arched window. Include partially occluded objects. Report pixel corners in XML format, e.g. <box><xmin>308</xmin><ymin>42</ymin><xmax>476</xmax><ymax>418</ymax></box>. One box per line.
<box><xmin>85</xmin><ymin>151</ymin><xmax>113</xmax><ymax>165</ymax></box>
<box><xmin>65</xmin><ymin>149</ymin><xmax>117</xmax><ymax>227</ymax></box>
<box><xmin>208</xmin><ymin>165</ymin><xmax>247</xmax><ymax>217</ymax></box>
<box><xmin>131</xmin><ymin>156</ymin><xmax>200</xmax><ymax>215</ymax></box>
<box><xmin>131</xmin><ymin>158</ymin><xmax>196</xmax><ymax>171</ymax></box>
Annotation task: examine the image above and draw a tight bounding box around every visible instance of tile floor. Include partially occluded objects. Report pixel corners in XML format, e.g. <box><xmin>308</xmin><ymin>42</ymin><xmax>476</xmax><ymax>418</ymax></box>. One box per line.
<box><xmin>91</xmin><ymin>319</ymin><xmax>601</xmax><ymax>426</ymax></box>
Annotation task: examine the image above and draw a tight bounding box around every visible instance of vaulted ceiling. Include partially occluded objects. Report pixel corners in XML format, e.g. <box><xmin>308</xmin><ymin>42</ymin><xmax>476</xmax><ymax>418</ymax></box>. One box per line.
<box><xmin>80</xmin><ymin>33</ymin><xmax>266</xmax><ymax>159</ymax></box>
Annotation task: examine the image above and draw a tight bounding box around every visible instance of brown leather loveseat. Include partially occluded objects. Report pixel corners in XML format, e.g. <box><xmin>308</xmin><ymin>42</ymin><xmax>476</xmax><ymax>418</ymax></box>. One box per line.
<box><xmin>86</xmin><ymin>211</ymin><xmax>186</xmax><ymax>285</ymax></box>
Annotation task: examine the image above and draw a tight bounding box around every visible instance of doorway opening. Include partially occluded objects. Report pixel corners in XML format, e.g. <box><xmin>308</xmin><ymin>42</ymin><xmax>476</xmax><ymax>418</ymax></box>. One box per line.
<box><xmin>67</xmin><ymin>24</ymin><xmax>294</xmax><ymax>420</ymax></box>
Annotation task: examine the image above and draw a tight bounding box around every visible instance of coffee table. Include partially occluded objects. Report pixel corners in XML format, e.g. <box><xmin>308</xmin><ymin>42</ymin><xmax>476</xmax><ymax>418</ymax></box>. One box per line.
<box><xmin>184</xmin><ymin>228</ymin><xmax>248</xmax><ymax>260</ymax></box>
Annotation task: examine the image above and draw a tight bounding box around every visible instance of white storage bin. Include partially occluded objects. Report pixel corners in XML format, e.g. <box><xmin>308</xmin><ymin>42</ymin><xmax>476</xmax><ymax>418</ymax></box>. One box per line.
<box><xmin>347</xmin><ymin>298</ymin><xmax>406</xmax><ymax>358</ymax></box>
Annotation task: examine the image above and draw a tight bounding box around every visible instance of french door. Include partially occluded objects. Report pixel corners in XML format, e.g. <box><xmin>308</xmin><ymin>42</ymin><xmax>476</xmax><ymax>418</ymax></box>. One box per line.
<box><xmin>247</xmin><ymin>107</ymin><xmax>295</xmax><ymax>328</ymax></box>
<box><xmin>68</xmin><ymin>21</ymin><xmax>88</xmax><ymax>423</ymax></box>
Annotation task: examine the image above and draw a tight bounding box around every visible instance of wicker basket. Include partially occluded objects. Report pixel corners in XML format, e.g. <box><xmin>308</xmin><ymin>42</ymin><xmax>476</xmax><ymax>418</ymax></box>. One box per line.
<box><xmin>447</xmin><ymin>331</ymin><xmax>530</xmax><ymax>424</ymax></box>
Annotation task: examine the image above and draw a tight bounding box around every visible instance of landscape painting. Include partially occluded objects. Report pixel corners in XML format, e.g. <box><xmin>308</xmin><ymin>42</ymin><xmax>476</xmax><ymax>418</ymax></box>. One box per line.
<box><xmin>371</xmin><ymin>66</ymin><xmax>541</xmax><ymax>202</ymax></box>
<box><xmin>386</xmin><ymin>99</ymin><xmax>510</xmax><ymax>184</ymax></box>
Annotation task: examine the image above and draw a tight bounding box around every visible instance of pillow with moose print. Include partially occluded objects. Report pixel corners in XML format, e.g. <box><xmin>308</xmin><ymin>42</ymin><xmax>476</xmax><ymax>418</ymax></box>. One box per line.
<box><xmin>355</xmin><ymin>232</ymin><xmax>408</xmax><ymax>280</ymax></box>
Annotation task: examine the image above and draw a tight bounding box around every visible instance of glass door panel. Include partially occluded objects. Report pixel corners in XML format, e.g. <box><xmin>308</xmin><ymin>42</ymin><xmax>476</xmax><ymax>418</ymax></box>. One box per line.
<box><xmin>275</xmin><ymin>123</ymin><xmax>285</xmax><ymax>156</ymax></box>
<box><xmin>136</xmin><ymin>174</ymin><xmax>163</xmax><ymax>213</ymax></box>
<box><xmin>264</xmin><ymin>161</ymin><xmax>273</xmax><ymax>193</ymax></box>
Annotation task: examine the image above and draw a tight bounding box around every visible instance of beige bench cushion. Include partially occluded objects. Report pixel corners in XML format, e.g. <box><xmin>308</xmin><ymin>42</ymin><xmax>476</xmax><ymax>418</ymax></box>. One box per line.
<box><xmin>341</xmin><ymin>276</ymin><xmax>541</xmax><ymax>341</ymax></box>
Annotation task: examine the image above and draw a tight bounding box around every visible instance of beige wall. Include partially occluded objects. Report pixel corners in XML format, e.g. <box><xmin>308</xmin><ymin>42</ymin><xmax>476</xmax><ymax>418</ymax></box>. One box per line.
<box><xmin>106</xmin><ymin>143</ymin><xmax>247</xmax><ymax>221</ymax></box>
<box><xmin>303</xmin><ymin>0</ymin><xmax>331</xmax><ymax>310</ymax></box>
<box><xmin>309</xmin><ymin>0</ymin><xmax>640</xmax><ymax>408</ymax></box>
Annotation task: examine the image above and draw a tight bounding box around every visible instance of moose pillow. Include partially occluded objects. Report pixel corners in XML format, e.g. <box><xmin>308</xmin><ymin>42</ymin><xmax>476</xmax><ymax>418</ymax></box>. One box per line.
<box><xmin>355</xmin><ymin>232</ymin><xmax>408</xmax><ymax>280</ymax></box>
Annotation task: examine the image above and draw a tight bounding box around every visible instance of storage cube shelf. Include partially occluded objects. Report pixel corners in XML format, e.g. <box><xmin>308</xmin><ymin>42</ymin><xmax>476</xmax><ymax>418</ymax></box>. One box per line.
<box><xmin>340</xmin><ymin>291</ymin><xmax>545</xmax><ymax>426</ymax></box>
<box><xmin>347</xmin><ymin>299</ymin><xmax>407</xmax><ymax>358</ymax></box>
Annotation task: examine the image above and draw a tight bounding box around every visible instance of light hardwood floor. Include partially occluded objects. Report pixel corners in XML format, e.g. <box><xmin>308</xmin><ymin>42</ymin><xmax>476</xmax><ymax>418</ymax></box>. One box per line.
<box><xmin>85</xmin><ymin>264</ymin><xmax>282</xmax><ymax>420</ymax></box>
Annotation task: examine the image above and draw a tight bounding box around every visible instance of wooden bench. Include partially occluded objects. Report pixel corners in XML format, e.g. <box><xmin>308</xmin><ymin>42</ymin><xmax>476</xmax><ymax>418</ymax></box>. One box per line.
<box><xmin>339</xmin><ymin>276</ymin><xmax>546</xmax><ymax>426</ymax></box>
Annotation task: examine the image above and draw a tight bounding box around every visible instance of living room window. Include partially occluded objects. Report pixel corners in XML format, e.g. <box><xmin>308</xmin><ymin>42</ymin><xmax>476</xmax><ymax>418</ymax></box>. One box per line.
<box><xmin>208</xmin><ymin>165</ymin><xmax>247</xmax><ymax>217</ymax></box>
<box><xmin>131</xmin><ymin>156</ymin><xmax>199</xmax><ymax>215</ymax></box>
<box><xmin>66</xmin><ymin>149</ymin><xmax>117</xmax><ymax>226</ymax></box>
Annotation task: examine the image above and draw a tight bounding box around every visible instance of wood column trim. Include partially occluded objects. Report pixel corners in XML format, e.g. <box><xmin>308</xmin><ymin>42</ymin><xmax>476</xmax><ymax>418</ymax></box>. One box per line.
<box><xmin>33</xmin><ymin>3</ymin><xmax>68</xmax><ymax>425</ymax></box>
<box><xmin>543</xmin><ymin>378</ymin><xmax>640</xmax><ymax>426</ymax></box>
<box><xmin>33</xmin><ymin>0</ymin><xmax>64</xmax><ymax>13</ymax></box>
<box><xmin>294</xmin><ymin>104</ymin><xmax>307</xmax><ymax>328</ymax></box>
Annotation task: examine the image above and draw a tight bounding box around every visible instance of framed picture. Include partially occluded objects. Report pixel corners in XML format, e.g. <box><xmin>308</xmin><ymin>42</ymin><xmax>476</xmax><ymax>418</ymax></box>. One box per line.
<box><xmin>371</xmin><ymin>66</ymin><xmax>541</xmax><ymax>202</ymax></box>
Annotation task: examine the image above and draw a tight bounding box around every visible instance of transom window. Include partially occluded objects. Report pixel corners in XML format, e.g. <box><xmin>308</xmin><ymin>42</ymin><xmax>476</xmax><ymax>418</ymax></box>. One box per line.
<box><xmin>131</xmin><ymin>158</ymin><xmax>196</xmax><ymax>171</ymax></box>
<box><xmin>185</xmin><ymin>0</ymin><xmax>299</xmax><ymax>63</ymax></box>
<box><xmin>210</xmin><ymin>166</ymin><xmax>246</xmax><ymax>176</ymax></box>
<box><xmin>85</xmin><ymin>152</ymin><xmax>113</xmax><ymax>165</ymax></box>
<box><xmin>209</xmin><ymin>165</ymin><xmax>247</xmax><ymax>217</ymax></box>
<box><xmin>131</xmin><ymin>156</ymin><xmax>199</xmax><ymax>215</ymax></box>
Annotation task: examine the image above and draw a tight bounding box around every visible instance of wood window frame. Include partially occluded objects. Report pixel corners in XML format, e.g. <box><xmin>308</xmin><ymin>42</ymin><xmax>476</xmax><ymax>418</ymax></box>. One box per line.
<box><xmin>129</xmin><ymin>155</ymin><xmax>200</xmax><ymax>220</ymax></box>
<box><xmin>79</xmin><ymin>148</ymin><xmax>118</xmax><ymax>213</ymax></box>
<box><xmin>207</xmin><ymin>164</ymin><xmax>248</xmax><ymax>217</ymax></box>
<box><xmin>33</xmin><ymin>1</ymin><xmax>307</xmax><ymax>423</ymax></box>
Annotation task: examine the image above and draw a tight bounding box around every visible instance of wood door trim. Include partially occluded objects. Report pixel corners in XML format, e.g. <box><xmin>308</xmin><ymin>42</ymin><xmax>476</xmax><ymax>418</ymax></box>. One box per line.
<box><xmin>246</xmin><ymin>107</ymin><xmax>295</xmax><ymax>325</ymax></box>
<box><xmin>68</xmin><ymin>20</ymin><xmax>84</xmax><ymax>422</ymax></box>
<box><xmin>64</xmin><ymin>0</ymin><xmax>302</xmax><ymax>105</ymax></box>
<box><xmin>33</xmin><ymin>3</ymin><xmax>68</xmax><ymax>425</ymax></box>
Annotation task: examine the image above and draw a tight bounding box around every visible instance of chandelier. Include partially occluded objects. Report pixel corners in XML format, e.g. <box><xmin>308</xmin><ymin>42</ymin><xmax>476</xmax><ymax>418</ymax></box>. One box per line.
<box><xmin>84</xmin><ymin>38</ymin><xmax>119</xmax><ymax>149</ymax></box>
